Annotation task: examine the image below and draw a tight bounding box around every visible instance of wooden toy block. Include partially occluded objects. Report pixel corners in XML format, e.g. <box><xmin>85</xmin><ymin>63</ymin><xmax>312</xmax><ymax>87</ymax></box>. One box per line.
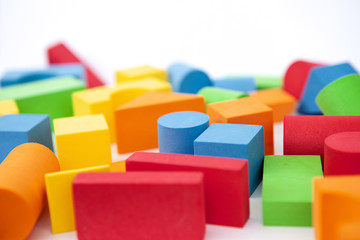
<box><xmin>0</xmin><ymin>100</ymin><xmax>18</xmax><ymax>116</ymax></box>
<box><xmin>207</xmin><ymin>97</ymin><xmax>273</xmax><ymax>155</ymax></box>
<box><xmin>73</xmin><ymin>172</ymin><xmax>206</xmax><ymax>240</ymax></box>
<box><xmin>262</xmin><ymin>155</ymin><xmax>323</xmax><ymax>226</ymax></box>
<box><xmin>313</xmin><ymin>176</ymin><xmax>360</xmax><ymax>240</ymax></box>
<box><xmin>194</xmin><ymin>123</ymin><xmax>263</xmax><ymax>194</ymax></box>
<box><xmin>0</xmin><ymin>63</ymin><xmax>85</xmax><ymax>87</ymax></box>
<box><xmin>47</xmin><ymin>42</ymin><xmax>104</xmax><ymax>88</ymax></box>
<box><xmin>255</xmin><ymin>76</ymin><xmax>282</xmax><ymax>89</ymax></box>
<box><xmin>158</xmin><ymin>111</ymin><xmax>209</xmax><ymax>154</ymax></box>
<box><xmin>284</xmin><ymin>115</ymin><xmax>360</xmax><ymax>163</ymax></box>
<box><xmin>116</xmin><ymin>65</ymin><xmax>167</xmax><ymax>83</ymax></box>
<box><xmin>0</xmin><ymin>114</ymin><xmax>53</xmax><ymax>163</ymax></box>
<box><xmin>0</xmin><ymin>143</ymin><xmax>59</xmax><ymax>240</ymax></box>
<box><xmin>126</xmin><ymin>152</ymin><xmax>249</xmax><ymax>227</ymax></box>
<box><xmin>299</xmin><ymin>63</ymin><xmax>358</xmax><ymax>114</ymax></box>
<box><xmin>114</xmin><ymin>92</ymin><xmax>205</xmax><ymax>153</ymax></box>
<box><xmin>167</xmin><ymin>62</ymin><xmax>213</xmax><ymax>93</ymax></box>
<box><xmin>45</xmin><ymin>165</ymin><xmax>109</xmax><ymax>234</ymax></box>
<box><xmin>109</xmin><ymin>160</ymin><xmax>126</xmax><ymax>172</ymax></box>
<box><xmin>197</xmin><ymin>87</ymin><xmax>248</xmax><ymax>104</ymax></box>
<box><xmin>54</xmin><ymin>114</ymin><xmax>112</xmax><ymax>171</ymax></box>
<box><xmin>72</xmin><ymin>78</ymin><xmax>171</xmax><ymax>143</ymax></box>
<box><xmin>324</xmin><ymin>132</ymin><xmax>360</xmax><ymax>176</ymax></box>
<box><xmin>213</xmin><ymin>76</ymin><xmax>256</xmax><ymax>92</ymax></box>
<box><xmin>249</xmin><ymin>88</ymin><xmax>296</xmax><ymax>122</ymax></box>
<box><xmin>283</xmin><ymin>60</ymin><xmax>324</xmax><ymax>99</ymax></box>
<box><xmin>0</xmin><ymin>76</ymin><xmax>85</xmax><ymax>127</ymax></box>
<box><xmin>316</xmin><ymin>74</ymin><xmax>360</xmax><ymax>115</ymax></box>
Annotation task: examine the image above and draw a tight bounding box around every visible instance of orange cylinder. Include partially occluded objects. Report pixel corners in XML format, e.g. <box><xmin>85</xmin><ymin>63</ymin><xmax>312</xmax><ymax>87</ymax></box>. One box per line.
<box><xmin>0</xmin><ymin>143</ymin><xmax>59</xmax><ymax>240</ymax></box>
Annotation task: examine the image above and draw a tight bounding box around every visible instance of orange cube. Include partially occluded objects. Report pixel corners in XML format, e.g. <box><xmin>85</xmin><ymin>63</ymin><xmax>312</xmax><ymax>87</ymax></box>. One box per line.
<box><xmin>114</xmin><ymin>92</ymin><xmax>205</xmax><ymax>153</ymax></box>
<box><xmin>249</xmin><ymin>88</ymin><xmax>296</xmax><ymax>122</ymax></box>
<box><xmin>207</xmin><ymin>97</ymin><xmax>273</xmax><ymax>155</ymax></box>
<box><xmin>313</xmin><ymin>176</ymin><xmax>360</xmax><ymax>240</ymax></box>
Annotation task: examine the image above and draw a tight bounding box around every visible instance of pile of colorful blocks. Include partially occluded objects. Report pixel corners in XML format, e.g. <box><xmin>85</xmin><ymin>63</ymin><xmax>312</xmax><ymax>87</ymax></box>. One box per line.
<box><xmin>0</xmin><ymin>42</ymin><xmax>359</xmax><ymax>240</ymax></box>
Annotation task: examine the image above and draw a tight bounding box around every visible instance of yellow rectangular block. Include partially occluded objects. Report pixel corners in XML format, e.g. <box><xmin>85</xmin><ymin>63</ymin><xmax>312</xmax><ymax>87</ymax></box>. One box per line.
<box><xmin>116</xmin><ymin>65</ymin><xmax>167</xmax><ymax>83</ymax></box>
<box><xmin>54</xmin><ymin>114</ymin><xmax>112</xmax><ymax>171</ymax></box>
<box><xmin>0</xmin><ymin>100</ymin><xmax>19</xmax><ymax>116</ymax></box>
<box><xmin>72</xmin><ymin>78</ymin><xmax>171</xmax><ymax>143</ymax></box>
<box><xmin>45</xmin><ymin>165</ymin><xmax>110</xmax><ymax>233</ymax></box>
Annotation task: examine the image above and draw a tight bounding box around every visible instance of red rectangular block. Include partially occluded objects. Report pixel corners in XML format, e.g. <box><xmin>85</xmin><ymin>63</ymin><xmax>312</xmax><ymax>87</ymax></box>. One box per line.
<box><xmin>126</xmin><ymin>152</ymin><xmax>249</xmax><ymax>227</ymax></box>
<box><xmin>73</xmin><ymin>172</ymin><xmax>205</xmax><ymax>240</ymax></box>
<box><xmin>284</xmin><ymin>115</ymin><xmax>360</xmax><ymax>163</ymax></box>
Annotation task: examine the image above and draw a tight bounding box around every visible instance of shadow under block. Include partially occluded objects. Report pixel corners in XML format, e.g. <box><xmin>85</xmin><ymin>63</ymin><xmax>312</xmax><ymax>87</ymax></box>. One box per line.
<box><xmin>116</xmin><ymin>65</ymin><xmax>167</xmax><ymax>83</ymax></box>
<box><xmin>54</xmin><ymin>114</ymin><xmax>112</xmax><ymax>171</ymax></box>
<box><xmin>255</xmin><ymin>76</ymin><xmax>282</xmax><ymax>89</ymax></box>
<box><xmin>47</xmin><ymin>42</ymin><xmax>104</xmax><ymax>88</ymax></box>
<box><xmin>73</xmin><ymin>172</ymin><xmax>206</xmax><ymax>240</ymax></box>
<box><xmin>158</xmin><ymin>111</ymin><xmax>209</xmax><ymax>154</ymax></box>
<box><xmin>213</xmin><ymin>76</ymin><xmax>256</xmax><ymax>92</ymax></box>
<box><xmin>167</xmin><ymin>62</ymin><xmax>213</xmax><ymax>93</ymax></box>
<box><xmin>262</xmin><ymin>155</ymin><xmax>323</xmax><ymax>226</ymax></box>
<box><xmin>0</xmin><ymin>63</ymin><xmax>85</xmax><ymax>87</ymax></box>
<box><xmin>0</xmin><ymin>100</ymin><xmax>19</xmax><ymax>116</ymax></box>
<box><xmin>0</xmin><ymin>143</ymin><xmax>59</xmax><ymax>240</ymax></box>
<box><xmin>0</xmin><ymin>77</ymin><xmax>85</xmax><ymax>126</ymax></box>
<box><xmin>313</xmin><ymin>176</ymin><xmax>360</xmax><ymax>240</ymax></box>
<box><xmin>283</xmin><ymin>60</ymin><xmax>324</xmax><ymax>100</ymax></box>
<box><xmin>197</xmin><ymin>87</ymin><xmax>248</xmax><ymax>104</ymax></box>
<box><xmin>249</xmin><ymin>88</ymin><xmax>296</xmax><ymax>122</ymax></box>
<box><xmin>207</xmin><ymin>97</ymin><xmax>273</xmax><ymax>155</ymax></box>
<box><xmin>316</xmin><ymin>74</ymin><xmax>360</xmax><ymax>115</ymax></box>
<box><xmin>45</xmin><ymin>165</ymin><xmax>110</xmax><ymax>234</ymax></box>
<box><xmin>0</xmin><ymin>114</ymin><xmax>53</xmax><ymax>163</ymax></box>
<box><xmin>284</xmin><ymin>115</ymin><xmax>360</xmax><ymax>162</ymax></box>
<box><xmin>72</xmin><ymin>78</ymin><xmax>171</xmax><ymax>143</ymax></box>
<box><xmin>299</xmin><ymin>62</ymin><xmax>358</xmax><ymax>114</ymax></box>
<box><xmin>126</xmin><ymin>152</ymin><xmax>249</xmax><ymax>227</ymax></box>
<box><xmin>324</xmin><ymin>132</ymin><xmax>360</xmax><ymax>176</ymax></box>
<box><xmin>194</xmin><ymin>123</ymin><xmax>264</xmax><ymax>194</ymax></box>
<box><xmin>114</xmin><ymin>92</ymin><xmax>205</xmax><ymax>153</ymax></box>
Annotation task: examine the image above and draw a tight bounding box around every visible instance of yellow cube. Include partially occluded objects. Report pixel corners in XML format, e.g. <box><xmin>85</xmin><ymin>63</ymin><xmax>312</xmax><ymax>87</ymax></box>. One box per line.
<box><xmin>72</xmin><ymin>78</ymin><xmax>171</xmax><ymax>143</ymax></box>
<box><xmin>45</xmin><ymin>165</ymin><xmax>110</xmax><ymax>233</ymax></box>
<box><xmin>0</xmin><ymin>100</ymin><xmax>19</xmax><ymax>116</ymax></box>
<box><xmin>54</xmin><ymin>114</ymin><xmax>112</xmax><ymax>171</ymax></box>
<box><xmin>116</xmin><ymin>65</ymin><xmax>167</xmax><ymax>83</ymax></box>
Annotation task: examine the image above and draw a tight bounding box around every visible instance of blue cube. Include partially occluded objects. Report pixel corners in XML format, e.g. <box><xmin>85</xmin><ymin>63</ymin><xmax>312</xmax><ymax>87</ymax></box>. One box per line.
<box><xmin>194</xmin><ymin>123</ymin><xmax>264</xmax><ymax>194</ymax></box>
<box><xmin>0</xmin><ymin>114</ymin><xmax>53</xmax><ymax>163</ymax></box>
<box><xmin>299</xmin><ymin>63</ymin><xmax>358</xmax><ymax>114</ymax></box>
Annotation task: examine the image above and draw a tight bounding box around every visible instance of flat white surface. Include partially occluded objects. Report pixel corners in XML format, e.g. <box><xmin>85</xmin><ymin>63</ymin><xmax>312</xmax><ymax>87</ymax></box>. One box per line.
<box><xmin>1</xmin><ymin>0</ymin><xmax>359</xmax><ymax>239</ymax></box>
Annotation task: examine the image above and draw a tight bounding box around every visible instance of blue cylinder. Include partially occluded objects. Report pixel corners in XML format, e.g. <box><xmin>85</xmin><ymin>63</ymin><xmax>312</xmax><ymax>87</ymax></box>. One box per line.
<box><xmin>158</xmin><ymin>111</ymin><xmax>209</xmax><ymax>154</ymax></box>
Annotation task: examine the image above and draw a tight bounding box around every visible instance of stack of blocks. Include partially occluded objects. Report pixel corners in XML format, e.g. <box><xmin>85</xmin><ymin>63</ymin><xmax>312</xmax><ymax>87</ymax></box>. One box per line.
<box><xmin>0</xmin><ymin>48</ymin><xmax>360</xmax><ymax>240</ymax></box>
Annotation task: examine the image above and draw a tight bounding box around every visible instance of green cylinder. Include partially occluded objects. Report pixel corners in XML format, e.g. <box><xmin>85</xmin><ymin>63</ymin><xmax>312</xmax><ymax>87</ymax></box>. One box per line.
<box><xmin>316</xmin><ymin>74</ymin><xmax>360</xmax><ymax>115</ymax></box>
<box><xmin>197</xmin><ymin>87</ymin><xmax>248</xmax><ymax>104</ymax></box>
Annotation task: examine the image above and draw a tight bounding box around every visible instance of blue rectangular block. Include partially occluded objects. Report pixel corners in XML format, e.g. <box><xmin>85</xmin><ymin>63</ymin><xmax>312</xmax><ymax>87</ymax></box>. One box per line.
<box><xmin>213</xmin><ymin>77</ymin><xmax>256</xmax><ymax>92</ymax></box>
<box><xmin>298</xmin><ymin>63</ymin><xmax>358</xmax><ymax>114</ymax></box>
<box><xmin>0</xmin><ymin>63</ymin><xmax>85</xmax><ymax>87</ymax></box>
<box><xmin>0</xmin><ymin>114</ymin><xmax>53</xmax><ymax>163</ymax></box>
<box><xmin>194</xmin><ymin>123</ymin><xmax>264</xmax><ymax>194</ymax></box>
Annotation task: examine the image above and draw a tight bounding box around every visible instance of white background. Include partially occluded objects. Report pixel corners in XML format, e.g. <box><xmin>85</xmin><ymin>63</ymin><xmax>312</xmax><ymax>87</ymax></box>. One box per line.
<box><xmin>1</xmin><ymin>0</ymin><xmax>360</xmax><ymax>239</ymax></box>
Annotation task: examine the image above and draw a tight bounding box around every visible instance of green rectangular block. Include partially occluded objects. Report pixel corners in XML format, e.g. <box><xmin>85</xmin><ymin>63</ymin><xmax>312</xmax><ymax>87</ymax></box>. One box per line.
<box><xmin>262</xmin><ymin>155</ymin><xmax>323</xmax><ymax>226</ymax></box>
<box><xmin>255</xmin><ymin>76</ymin><xmax>282</xmax><ymax>89</ymax></box>
<box><xmin>0</xmin><ymin>77</ymin><xmax>85</xmax><ymax>127</ymax></box>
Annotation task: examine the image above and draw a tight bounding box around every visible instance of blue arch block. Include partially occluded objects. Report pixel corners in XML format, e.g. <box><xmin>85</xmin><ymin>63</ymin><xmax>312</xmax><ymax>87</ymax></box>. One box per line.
<box><xmin>213</xmin><ymin>77</ymin><xmax>256</xmax><ymax>92</ymax></box>
<box><xmin>167</xmin><ymin>63</ymin><xmax>213</xmax><ymax>93</ymax></box>
<box><xmin>194</xmin><ymin>123</ymin><xmax>264</xmax><ymax>194</ymax></box>
<box><xmin>298</xmin><ymin>63</ymin><xmax>358</xmax><ymax>114</ymax></box>
<box><xmin>0</xmin><ymin>63</ymin><xmax>85</xmax><ymax>87</ymax></box>
<box><xmin>158</xmin><ymin>111</ymin><xmax>209</xmax><ymax>154</ymax></box>
<box><xmin>0</xmin><ymin>114</ymin><xmax>53</xmax><ymax>163</ymax></box>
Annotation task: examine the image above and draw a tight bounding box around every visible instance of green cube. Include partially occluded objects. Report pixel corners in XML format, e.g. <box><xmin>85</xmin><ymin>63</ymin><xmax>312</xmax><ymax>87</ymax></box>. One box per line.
<box><xmin>262</xmin><ymin>155</ymin><xmax>323</xmax><ymax>226</ymax></box>
<box><xmin>0</xmin><ymin>77</ymin><xmax>85</xmax><ymax>127</ymax></box>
